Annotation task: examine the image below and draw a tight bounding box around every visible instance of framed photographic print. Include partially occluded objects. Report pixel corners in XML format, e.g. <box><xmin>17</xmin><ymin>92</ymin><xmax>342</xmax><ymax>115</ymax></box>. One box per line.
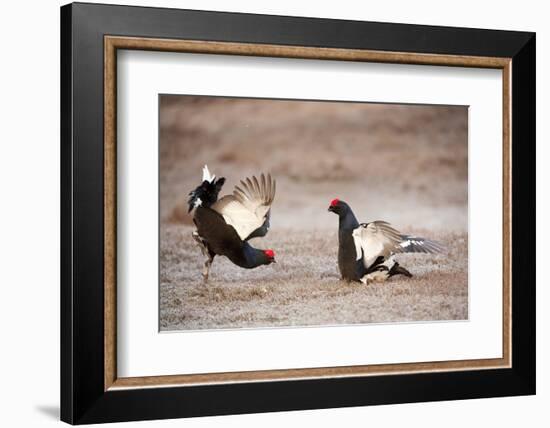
<box><xmin>60</xmin><ymin>2</ymin><xmax>535</xmax><ymax>424</ymax></box>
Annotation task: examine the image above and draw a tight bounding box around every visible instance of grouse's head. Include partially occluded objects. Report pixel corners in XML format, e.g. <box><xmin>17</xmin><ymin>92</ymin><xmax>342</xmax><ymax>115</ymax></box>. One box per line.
<box><xmin>327</xmin><ymin>198</ymin><xmax>349</xmax><ymax>216</ymax></box>
<box><xmin>262</xmin><ymin>249</ymin><xmax>276</xmax><ymax>265</ymax></box>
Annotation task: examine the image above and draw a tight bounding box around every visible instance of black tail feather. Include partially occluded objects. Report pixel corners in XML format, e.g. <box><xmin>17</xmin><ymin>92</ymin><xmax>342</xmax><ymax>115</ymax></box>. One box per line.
<box><xmin>188</xmin><ymin>177</ymin><xmax>225</xmax><ymax>212</ymax></box>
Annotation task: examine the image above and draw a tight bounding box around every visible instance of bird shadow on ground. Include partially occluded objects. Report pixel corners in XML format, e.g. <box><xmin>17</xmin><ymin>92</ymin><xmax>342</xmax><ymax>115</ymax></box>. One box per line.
<box><xmin>35</xmin><ymin>405</ymin><xmax>59</xmax><ymax>420</ymax></box>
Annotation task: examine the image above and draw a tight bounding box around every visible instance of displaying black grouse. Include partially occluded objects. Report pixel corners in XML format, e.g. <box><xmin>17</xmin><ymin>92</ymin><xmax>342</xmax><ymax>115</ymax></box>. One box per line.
<box><xmin>328</xmin><ymin>198</ymin><xmax>444</xmax><ymax>283</ymax></box>
<box><xmin>188</xmin><ymin>166</ymin><xmax>276</xmax><ymax>282</ymax></box>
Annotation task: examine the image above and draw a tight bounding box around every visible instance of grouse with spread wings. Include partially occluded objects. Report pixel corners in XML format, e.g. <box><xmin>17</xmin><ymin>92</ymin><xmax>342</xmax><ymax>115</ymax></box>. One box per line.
<box><xmin>188</xmin><ymin>165</ymin><xmax>276</xmax><ymax>282</ymax></box>
<box><xmin>328</xmin><ymin>198</ymin><xmax>444</xmax><ymax>284</ymax></box>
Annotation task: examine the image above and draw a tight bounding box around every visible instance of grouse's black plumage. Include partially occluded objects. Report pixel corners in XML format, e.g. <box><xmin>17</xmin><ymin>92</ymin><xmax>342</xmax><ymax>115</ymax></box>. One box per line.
<box><xmin>328</xmin><ymin>198</ymin><xmax>443</xmax><ymax>283</ymax></box>
<box><xmin>193</xmin><ymin>206</ymin><xmax>273</xmax><ymax>269</ymax></box>
<box><xmin>329</xmin><ymin>200</ymin><xmax>366</xmax><ymax>281</ymax></box>
<box><xmin>187</xmin><ymin>177</ymin><xmax>225</xmax><ymax>212</ymax></box>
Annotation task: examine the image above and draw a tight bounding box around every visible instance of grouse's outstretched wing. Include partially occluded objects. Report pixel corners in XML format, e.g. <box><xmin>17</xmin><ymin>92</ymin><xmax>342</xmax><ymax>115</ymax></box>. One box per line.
<box><xmin>352</xmin><ymin>221</ymin><xmax>403</xmax><ymax>269</ymax></box>
<box><xmin>352</xmin><ymin>221</ymin><xmax>444</xmax><ymax>269</ymax></box>
<box><xmin>212</xmin><ymin>173</ymin><xmax>276</xmax><ymax>241</ymax></box>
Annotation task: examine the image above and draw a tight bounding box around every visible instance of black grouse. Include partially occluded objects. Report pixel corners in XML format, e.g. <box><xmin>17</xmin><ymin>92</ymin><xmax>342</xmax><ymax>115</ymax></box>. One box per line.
<box><xmin>328</xmin><ymin>198</ymin><xmax>444</xmax><ymax>283</ymax></box>
<box><xmin>188</xmin><ymin>165</ymin><xmax>276</xmax><ymax>282</ymax></box>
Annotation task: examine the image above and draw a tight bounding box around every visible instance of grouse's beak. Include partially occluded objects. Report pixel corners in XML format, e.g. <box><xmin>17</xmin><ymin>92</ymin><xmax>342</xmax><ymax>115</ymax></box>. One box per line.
<box><xmin>328</xmin><ymin>205</ymin><xmax>335</xmax><ymax>213</ymax></box>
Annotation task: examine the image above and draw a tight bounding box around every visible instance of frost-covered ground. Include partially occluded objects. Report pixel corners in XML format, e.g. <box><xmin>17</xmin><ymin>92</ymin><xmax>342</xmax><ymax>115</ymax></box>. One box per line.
<box><xmin>160</xmin><ymin>226</ymin><xmax>467</xmax><ymax>331</ymax></box>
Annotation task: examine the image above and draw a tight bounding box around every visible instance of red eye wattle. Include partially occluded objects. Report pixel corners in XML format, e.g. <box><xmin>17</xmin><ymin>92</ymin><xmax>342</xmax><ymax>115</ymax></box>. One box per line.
<box><xmin>330</xmin><ymin>198</ymin><xmax>340</xmax><ymax>207</ymax></box>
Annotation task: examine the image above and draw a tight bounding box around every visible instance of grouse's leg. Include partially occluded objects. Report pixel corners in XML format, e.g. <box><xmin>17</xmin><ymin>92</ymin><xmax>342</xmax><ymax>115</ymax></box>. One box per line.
<box><xmin>192</xmin><ymin>231</ymin><xmax>208</xmax><ymax>256</ymax></box>
<box><xmin>388</xmin><ymin>261</ymin><xmax>413</xmax><ymax>278</ymax></box>
<box><xmin>192</xmin><ymin>231</ymin><xmax>215</xmax><ymax>283</ymax></box>
<box><xmin>202</xmin><ymin>252</ymin><xmax>215</xmax><ymax>283</ymax></box>
<box><xmin>360</xmin><ymin>265</ymin><xmax>389</xmax><ymax>285</ymax></box>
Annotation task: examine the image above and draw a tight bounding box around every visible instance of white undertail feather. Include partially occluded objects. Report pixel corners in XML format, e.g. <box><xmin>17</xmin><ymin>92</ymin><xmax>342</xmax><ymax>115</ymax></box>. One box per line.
<box><xmin>202</xmin><ymin>165</ymin><xmax>215</xmax><ymax>183</ymax></box>
<box><xmin>360</xmin><ymin>270</ymin><xmax>390</xmax><ymax>285</ymax></box>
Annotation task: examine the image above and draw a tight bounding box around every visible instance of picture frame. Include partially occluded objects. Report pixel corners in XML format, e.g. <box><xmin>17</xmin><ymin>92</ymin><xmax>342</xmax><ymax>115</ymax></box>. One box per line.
<box><xmin>60</xmin><ymin>2</ymin><xmax>535</xmax><ymax>424</ymax></box>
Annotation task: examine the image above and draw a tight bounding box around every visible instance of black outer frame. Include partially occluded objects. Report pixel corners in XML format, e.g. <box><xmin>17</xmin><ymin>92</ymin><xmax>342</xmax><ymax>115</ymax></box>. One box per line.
<box><xmin>60</xmin><ymin>2</ymin><xmax>535</xmax><ymax>424</ymax></box>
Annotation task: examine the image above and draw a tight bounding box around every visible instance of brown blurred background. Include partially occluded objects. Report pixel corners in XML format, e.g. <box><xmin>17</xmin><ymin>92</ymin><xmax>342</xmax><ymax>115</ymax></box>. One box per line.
<box><xmin>160</xmin><ymin>96</ymin><xmax>467</xmax><ymax>232</ymax></box>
